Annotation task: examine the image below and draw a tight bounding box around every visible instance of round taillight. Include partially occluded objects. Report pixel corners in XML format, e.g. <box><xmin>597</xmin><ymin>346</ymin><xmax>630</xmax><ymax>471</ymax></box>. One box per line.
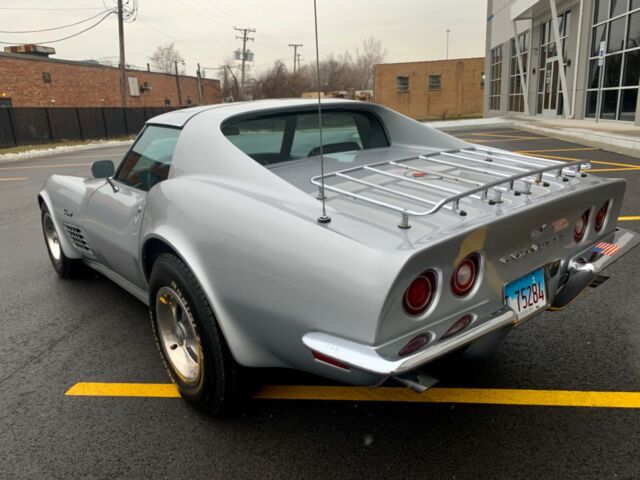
<box><xmin>403</xmin><ymin>271</ymin><xmax>437</xmax><ymax>316</ymax></box>
<box><xmin>594</xmin><ymin>201</ymin><xmax>609</xmax><ymax>232</ymax></box>
<box><xmin>574</xmin><ymin>210</ymin><xmax>590</xmax><ymax>242</ymax></box>
<box><xmin>442</xmin><ymin>314</ymin><xmax>473</xmax><ymax>339</ymax></box>
<box><xmin>451</xmin><ymin>253</ymin><xmax>479</xmax><ymax>297</ymax></box>
<box><xmin>398</xmin><ymin>333</ymin><xmax>430</xmax><ymax>356</ymax></box>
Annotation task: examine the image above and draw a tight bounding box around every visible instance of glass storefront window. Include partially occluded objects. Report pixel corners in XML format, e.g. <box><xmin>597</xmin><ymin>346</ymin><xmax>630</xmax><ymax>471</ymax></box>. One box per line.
<box><xmin>589</xmin><ymin>59</ymin><xmax>601</xmax><ymax>88</ymax></box>
<box><xmin>608</xmin><ymin>16</ymin><xmax>627</xmax><ymax>51</ymax></box>
<box><xmin>601</xmin><ymin>90</ymin><xmax>619</xmax><ymax>119</ymax></box>
<box><xmin>604</xmin><ymin>53</ymin><xmax>623</xmax><ymax>87</ymax></box>
<box><xmin>586</xmin><ymin>91</ymin><xmax>599</xmax><ymax>117</ymax></box>
<box><xmin>587</xmin><ymin>0</ymin><xmax>640</xmax><ymax>120</ymax></box>
<box><xmin>620</xmin><ymin>89</ymin><xmax>639</xmax><ymax>120</ymax></box>
<box><xmin>595</xmin><ymin>0</ymin><xmax>609</xmax><ymax>23</ymax></box>
<box><xmin>628</xmin><ymin>11</ymin><xmax>640</xmax><ymax>48</ymax></box>
<box><xmin>592</xmin><ymin>24</ymin><xmax>607</xmax><ymax>55</ymax></box>
<box><xmin>611</xmin><ymin>0</ymin><xmax>626</xmax><ymax>18</ymax></box>
<box><xmin>623</xmin><ymin>50</ymin><xmax>640</xmax><ymax>85</ymax></box>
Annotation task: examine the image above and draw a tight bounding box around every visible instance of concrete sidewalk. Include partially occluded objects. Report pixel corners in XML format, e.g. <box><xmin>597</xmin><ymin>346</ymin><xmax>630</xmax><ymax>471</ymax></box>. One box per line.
<box><xmin>511</xmin><ymin>116</ymin><xmax>640</xmax><ymax>158</ymax></box>
<box><xmin>426</xmin><ymin>115</ymin><xmax>640</xmax><ymax>158</ymax></box>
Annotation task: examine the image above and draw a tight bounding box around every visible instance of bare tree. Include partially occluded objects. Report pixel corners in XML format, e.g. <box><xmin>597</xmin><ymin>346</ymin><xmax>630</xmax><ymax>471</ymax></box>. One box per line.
<box><xmin>251</xmin><ymin>60</ymin><xmax>311</xmax><ymax>99</ymax></box>
<box><xmin>219</xmin><ymin>56</ymin><xmax>240</xmax><ymax>101</ymax></box>
<box><xmin>353</xmin><ymin>37</ymin><xmax>388</xmax><ymax>89</ymax></box>
<box><xmin>148</xmin><ymin>43</ymin><xmax>185</xmax><ymax>74</ymax></box>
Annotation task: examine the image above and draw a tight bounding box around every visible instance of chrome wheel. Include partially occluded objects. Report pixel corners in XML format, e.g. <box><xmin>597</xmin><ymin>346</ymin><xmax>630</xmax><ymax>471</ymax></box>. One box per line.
<box><xmin>155</xmin><ymin>286</ymin><xmax>203</xmax><ymax>384</ymax></box>
<box><xmin>43</xmin><ymin>212</ymin><xmax>61</xmax><ymax>262</ymax></box>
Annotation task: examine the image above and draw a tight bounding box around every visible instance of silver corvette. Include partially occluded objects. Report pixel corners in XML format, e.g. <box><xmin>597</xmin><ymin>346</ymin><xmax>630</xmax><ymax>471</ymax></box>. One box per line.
<box><xmin>39</xmin><ymin>99</ymin><xmax>639</xmax><ymax>413</ymax></box>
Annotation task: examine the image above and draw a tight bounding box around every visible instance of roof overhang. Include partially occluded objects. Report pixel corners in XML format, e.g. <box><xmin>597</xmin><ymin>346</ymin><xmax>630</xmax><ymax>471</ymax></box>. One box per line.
<box><xmin>510</xmin><ymin>0</ymin><xmax>544</xmax><ymax>20</ymax></box>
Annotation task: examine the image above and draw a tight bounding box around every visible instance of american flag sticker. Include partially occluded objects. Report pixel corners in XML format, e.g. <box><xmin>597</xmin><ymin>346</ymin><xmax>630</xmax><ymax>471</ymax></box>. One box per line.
<box><xmin>592</xmin><ymin>242</ymin><xmax>621</xmax><ymax>256</ymax></box>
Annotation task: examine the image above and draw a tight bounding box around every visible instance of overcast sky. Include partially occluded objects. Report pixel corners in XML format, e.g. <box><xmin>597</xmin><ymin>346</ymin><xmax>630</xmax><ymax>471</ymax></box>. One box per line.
<box><xmin>1</xmin><ymin>0</ymin><xmax>487</xmax><ymax>77</ymax></box>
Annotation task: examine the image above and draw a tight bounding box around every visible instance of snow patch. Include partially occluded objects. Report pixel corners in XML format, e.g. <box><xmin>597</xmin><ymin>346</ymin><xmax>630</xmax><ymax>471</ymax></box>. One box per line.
<box><xmin>0</xmin><ymin>139</ymin><xmax>133</xmax><ymax>163</ymax></box>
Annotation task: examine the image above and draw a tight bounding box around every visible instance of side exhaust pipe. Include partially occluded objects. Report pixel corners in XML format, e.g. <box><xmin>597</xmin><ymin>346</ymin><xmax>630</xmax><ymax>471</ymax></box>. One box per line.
<box><xmin>394</xmin><ymin>373</ymin><xmax>439</xmax><ymax>393</ymax></box>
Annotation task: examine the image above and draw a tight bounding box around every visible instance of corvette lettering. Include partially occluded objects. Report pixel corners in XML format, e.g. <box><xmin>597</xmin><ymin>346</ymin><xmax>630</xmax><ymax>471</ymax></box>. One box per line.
<box><xmin>500</xmin><ymin>232</ymin><xmax>565</xmax><ymax>264</ymax></box>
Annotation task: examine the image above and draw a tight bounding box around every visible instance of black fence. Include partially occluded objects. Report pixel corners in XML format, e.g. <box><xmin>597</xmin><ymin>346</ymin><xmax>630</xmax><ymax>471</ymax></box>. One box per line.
<box><xmin>0</xmin><ymin>106</ymin><xmax>178</xmax><ymax>149</ymax></box>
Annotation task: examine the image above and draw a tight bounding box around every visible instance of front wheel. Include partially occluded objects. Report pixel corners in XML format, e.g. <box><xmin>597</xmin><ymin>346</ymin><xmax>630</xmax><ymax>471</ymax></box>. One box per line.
<box><xmin>41</xmin><ymin>204</ymin><xmax>84</xmax><ymax>278</ymax></box>
<box><xmin>149</xmin><ymin>253</ymin><xmax>246</xmax><ymax>415</ymax></box>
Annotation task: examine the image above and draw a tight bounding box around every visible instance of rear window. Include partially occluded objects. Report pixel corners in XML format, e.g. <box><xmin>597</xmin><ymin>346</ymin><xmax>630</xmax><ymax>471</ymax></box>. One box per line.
<box><xmin>221</xmin><ymin>109</ymin><xmax>389</xmax><ymax>165</ymax></box>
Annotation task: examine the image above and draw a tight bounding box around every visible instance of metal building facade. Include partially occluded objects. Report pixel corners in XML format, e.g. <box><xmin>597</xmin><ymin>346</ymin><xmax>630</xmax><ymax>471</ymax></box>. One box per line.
<box><xmin>484</xmin><ymin>0</ymin><xmax>640</xmax><ymax>124</ymax></box>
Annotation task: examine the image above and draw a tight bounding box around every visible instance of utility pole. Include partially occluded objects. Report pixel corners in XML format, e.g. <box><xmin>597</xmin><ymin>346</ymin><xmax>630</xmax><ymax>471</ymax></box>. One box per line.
<box><xmin>297</xmin><ymin>53</ymin><xmax>302</xmax><ymax>72</ymax></box>
<box><xmin>174</xmin><ymin>60</ymin><xmax>183</xmax><ymax>106</ymax></box>
<box><xmin>196</xmin><ymin>63</ymin><xmax>203</xmax><ymax>105</ymax></box>
<box><xmin>288</xmin><ymin>43</ymin><xmax>303</xmax><ymax>73</ymax></box>
<box><xmin>446</xmin><ymin>29</ymin><xmax>450</xmax><ymax>60</ymax></box>
<box><xmin>234</xmin><ymin>26</ymin><xmax>255</xmax><ymax>100</ymax></box>
<box><xmin>117</xmin><ymin>0</ymin><xmax>126</xmax><ymax>107</ymax></box>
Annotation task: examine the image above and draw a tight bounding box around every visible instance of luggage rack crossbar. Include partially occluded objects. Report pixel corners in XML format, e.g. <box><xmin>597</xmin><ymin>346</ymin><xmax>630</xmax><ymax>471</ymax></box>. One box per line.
<box><xmin>310</xmin><ymin>147</ymin><xmax>589</xmax><ymax>229</ymax></box>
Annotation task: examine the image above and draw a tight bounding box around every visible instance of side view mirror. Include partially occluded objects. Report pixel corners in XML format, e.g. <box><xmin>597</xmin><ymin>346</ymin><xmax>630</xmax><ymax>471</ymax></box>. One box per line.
<box><xmin>91</xmin><ymin>160</ymin><xmax>115</xmax><ymax>179</ymax></box>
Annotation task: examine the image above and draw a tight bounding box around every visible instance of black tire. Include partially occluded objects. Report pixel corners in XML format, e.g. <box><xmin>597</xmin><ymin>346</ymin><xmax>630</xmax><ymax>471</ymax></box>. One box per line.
<box><xmin>149</xmin><ymin>253</ymin><xmax>246</xmax><ymax>415</ymax></box>
<box><xmin>40</xmin><ymin>204</ymin><xmax>84</xmax><ymax>279</ymax></box>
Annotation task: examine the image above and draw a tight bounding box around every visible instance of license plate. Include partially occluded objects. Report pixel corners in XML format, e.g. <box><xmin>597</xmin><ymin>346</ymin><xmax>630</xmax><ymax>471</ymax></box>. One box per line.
<box><xmin>504</xmin><ymin>268</ymin><xmax>547</xmax><ymax>321</ymax></box>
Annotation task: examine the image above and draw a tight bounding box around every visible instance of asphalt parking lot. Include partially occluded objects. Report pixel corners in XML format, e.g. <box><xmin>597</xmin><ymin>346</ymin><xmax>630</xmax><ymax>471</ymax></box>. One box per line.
<box><xmin>1</xmin><ymin>128</ymin><xmax>639</xmax><ymax>479</ymax></box>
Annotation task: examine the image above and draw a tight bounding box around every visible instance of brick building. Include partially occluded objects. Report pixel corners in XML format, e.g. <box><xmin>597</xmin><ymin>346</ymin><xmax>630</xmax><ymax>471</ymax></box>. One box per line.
<box><xmin>373</xmin><ymin>57</ymin><xmax>486</xmax><ymax>121</ymax></box>
<box><xmin>0</xmin><ymin>50</ymin><xmax>221</xmax><ymax>108</ymax></box>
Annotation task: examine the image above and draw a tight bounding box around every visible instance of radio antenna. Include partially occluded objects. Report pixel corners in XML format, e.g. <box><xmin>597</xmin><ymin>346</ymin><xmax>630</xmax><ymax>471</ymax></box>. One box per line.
<box><xmin>313</xmin><ymin>0</ymin><xmax>330</xmax><ymax>224</ymax></box>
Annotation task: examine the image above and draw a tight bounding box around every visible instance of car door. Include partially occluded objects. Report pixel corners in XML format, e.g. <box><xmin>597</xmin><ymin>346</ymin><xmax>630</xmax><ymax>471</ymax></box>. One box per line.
<box><xmin>83</xmin><ymin>125</ymin><xmax>181</xmax><ymax>289</ymax></box>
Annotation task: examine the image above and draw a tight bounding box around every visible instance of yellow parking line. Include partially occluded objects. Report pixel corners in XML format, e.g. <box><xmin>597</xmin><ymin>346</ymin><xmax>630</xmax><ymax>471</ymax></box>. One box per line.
<box><xmin>619</xmin><ymin>216</ymin><xmax>640</xmax><ymax>221</ymax></box>
<box><xmin>66</xmin><ymin>382</ymin><xmax>179</xmax><ymax>398</ymax></box>
<box><xmin>517</xmin><ymin>147</ymin><xmax>599</xmax><ymax>153</ymax></box>
<box><xmin>469</xmin><ymin>132</ymin><xmax>543</xmax><ymax>139</ymax></box>
<box><xmin>0</xmin><ymin>162</ymin><xmax>90</xmax><ymax>171</ymax></box>
<box><xmin>0</xmin><ymin>177</ymin><xmax>28</xmax><ymax>181</ymax></box>
<box><xmin>522</xmin><ymin>152</ymin><xmax>640</xmax><ymax>169</ymax></box>
<box><xmin>65</xmin><ymin>383</ymin><xmax>640</xmax><ymax>409</ymax></box>
<box><xmin>465</xmin><ymin>137</ymin><xmax>548</xmax><ymax>143</ymax></box>
<box><xmin>587</xmin><ymin>167</ymin><xmax>640</xmax><ymax>172</ymax></box>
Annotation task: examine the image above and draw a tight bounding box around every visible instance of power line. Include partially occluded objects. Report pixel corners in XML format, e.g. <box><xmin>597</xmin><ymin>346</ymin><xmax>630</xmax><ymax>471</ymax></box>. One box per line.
<box><xmin>0</xmin><ymin>7</ymin><xmax>105</xmax><ymax>11</ymax></box>
<box><xmin>0</xmin><ymin>10</ymin><xmax>112</xmax><ymax>34</ymax></box>
<box><xmin>0</xmin><ymin>11</ymin><xmax>115</xmax><ymax>45</ymax></box>
<box><xmin>136</xmin><ymin>18</ymin><xmax>220</xmax><ymax>63</ymax></box>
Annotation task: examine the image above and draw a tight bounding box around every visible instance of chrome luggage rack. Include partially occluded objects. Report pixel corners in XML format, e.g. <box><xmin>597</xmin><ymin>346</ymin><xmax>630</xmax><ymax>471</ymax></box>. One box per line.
<box><xmin>310</xmin><ymin>146</ymin><xmax>590</xmax><ymax>229</ymax></box>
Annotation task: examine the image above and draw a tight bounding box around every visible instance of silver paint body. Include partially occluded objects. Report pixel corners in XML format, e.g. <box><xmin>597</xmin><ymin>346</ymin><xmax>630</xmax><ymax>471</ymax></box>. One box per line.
<box><xmin>39</xmin><ymin>99</ymin><xmax>639</xmax><ymax>386</ymax></box>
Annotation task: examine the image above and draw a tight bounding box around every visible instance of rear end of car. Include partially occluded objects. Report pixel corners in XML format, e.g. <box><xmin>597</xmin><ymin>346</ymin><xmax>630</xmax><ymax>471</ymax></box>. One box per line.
<box><xmin>301</xmin><ymin>146</ymin><xmax>640</xmax><ymax>387</ymax></box>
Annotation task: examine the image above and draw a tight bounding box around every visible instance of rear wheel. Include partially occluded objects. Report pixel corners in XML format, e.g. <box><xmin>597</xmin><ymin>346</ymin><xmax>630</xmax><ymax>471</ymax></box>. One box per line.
<box><xmin>149</xmin><ymin>253</ymin><xmax>246</xmax><ymax>415</ymax></box>
<box><xmin>41</xmin><ymin>204</ymin><xmax>84</xmax><ymax>278</ymax></box>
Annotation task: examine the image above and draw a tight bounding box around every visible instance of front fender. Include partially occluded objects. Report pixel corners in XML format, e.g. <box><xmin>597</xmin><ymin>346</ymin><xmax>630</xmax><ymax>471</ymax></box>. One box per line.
<box><xmin>38</xmin><ymin>187</ymin><xmax>82</xmax><ymax>260</ymax></box>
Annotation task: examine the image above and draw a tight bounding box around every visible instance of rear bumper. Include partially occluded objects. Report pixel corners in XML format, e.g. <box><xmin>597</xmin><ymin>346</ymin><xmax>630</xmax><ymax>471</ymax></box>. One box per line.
<box><xmin>551</xmin><ymin>227</ymin><xmax>640</xmax><ymax>309</ymax></box>
<box><xmin>302</xmin><ymin>307</ymin><xmax>516</xmax><ymax>376</ymax></box>
<box><xmin>302</xmin><ymin>227</ymin><xmax>639</xmax><ymax>377</ymax></box>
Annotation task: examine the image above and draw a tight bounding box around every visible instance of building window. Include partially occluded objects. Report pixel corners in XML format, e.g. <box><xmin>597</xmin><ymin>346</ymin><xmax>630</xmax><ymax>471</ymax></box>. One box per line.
<box><xmin>42</xmin><ymin>72</ymin><xmax>51</xmax><ymax>83</ymax></box>
<box><xmin>536</xmin><ymin>10</ymin><xmax>571</xmax><ymax>115</ymax></box>
<box><xmin>489</xmin><ymin>46</ymin><xmax>503</xmax><ymax>110</ymax></box>
<box><xmin>481</xmin><ymin>72</ymin><xmax>485</xmax><ymax>88</ymax></box>
<box><xmin>428</xmin><ymin>75</ymin><xmax>441</xmax><ymax>90</ymax></box>
<box><xmin>586</xmin><ymin>0</ymin><xmax>640</xmax><ymax>120</ymax></box>
<box><xmin>509</xmin><ymin>31</ymin><xmax>530</xmax><ymax>112</ymax></box>
<box><xmin>397</xmin><ymin>76</ymin><xmax>409</xmax><ymax>93</ymax></box>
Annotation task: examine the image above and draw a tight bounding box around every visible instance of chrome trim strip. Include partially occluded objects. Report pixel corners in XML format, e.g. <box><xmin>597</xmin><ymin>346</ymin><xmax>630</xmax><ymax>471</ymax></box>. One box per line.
<box><xmin>302</xmin><ymin>309</ymin><xmax>517</xmax><ymax>376</ymax></box>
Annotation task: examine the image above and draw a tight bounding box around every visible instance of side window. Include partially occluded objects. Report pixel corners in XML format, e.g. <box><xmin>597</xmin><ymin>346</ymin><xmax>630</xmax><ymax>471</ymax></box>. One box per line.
<box><xmin>115</xmin><ymin>125</ymin><xmax>180</xmax><ymax>191</ymax></box>
<box><xmin>291</xmin><ymin>112</ymin><xmax>363</xmax><ymax>158</ymax></box>
<box><xmin>222</xmin><ymin>116</ymin><xmax>286</xmax><ymax>165</ymax></box>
